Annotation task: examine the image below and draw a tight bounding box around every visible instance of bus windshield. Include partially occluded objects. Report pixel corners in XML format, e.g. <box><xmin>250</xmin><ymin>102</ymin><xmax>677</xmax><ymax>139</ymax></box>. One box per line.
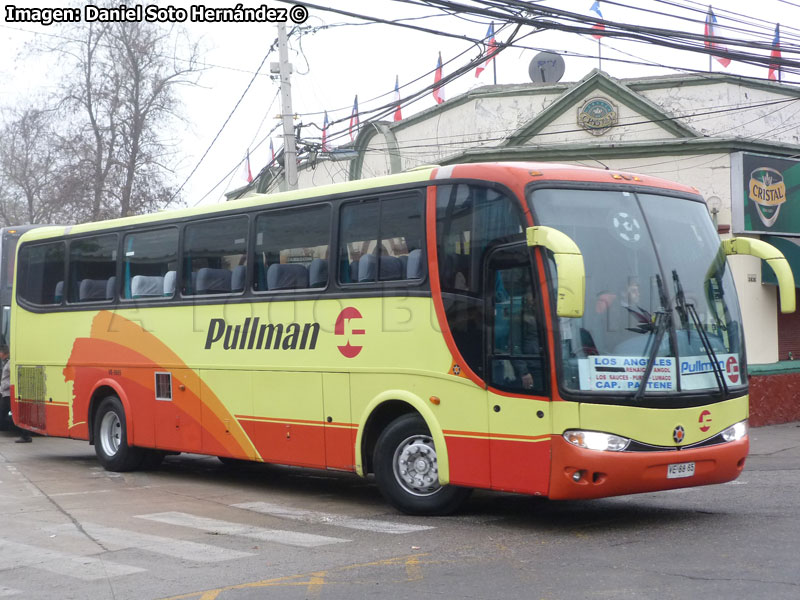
<box><xmin>530</xmin><ymin>188</ymin><xmax>745</xmax><ymax>399</ymax></box>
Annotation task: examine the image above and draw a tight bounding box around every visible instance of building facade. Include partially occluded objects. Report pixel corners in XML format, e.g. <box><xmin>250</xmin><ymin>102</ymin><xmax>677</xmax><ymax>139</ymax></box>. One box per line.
<box><xmin>239</xmin><ymin>70</ymin><xmax>800</xmax><ymax>423</ymax></box>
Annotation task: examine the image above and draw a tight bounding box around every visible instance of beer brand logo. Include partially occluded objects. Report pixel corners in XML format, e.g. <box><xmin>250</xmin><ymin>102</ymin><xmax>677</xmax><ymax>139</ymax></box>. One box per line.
<box><xmin>335</xmin><ymin>306</ymin><xmax>365</xmax><ymax>358</ymax></box>
<box><xmin>749</xmin><ymin>167</ymin><xmax>786</xmax><ymax>227</ymax></box>
<box><xmin>577</xmin><ymin>97</ymin><xmax>618</xmax><ymax>136</ymax></box>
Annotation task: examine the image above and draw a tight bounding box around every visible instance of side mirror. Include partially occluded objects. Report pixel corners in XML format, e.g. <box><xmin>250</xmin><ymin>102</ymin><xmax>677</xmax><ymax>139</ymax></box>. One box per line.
<box><xmin>526</xmin><ymin>226</ymin><xmax>585</xmax><ymax>318</ymax></box>
<box><xmin>723</xmin><ymin>237</ymin><xmax>796</xmax><ymax>313</ymax></box>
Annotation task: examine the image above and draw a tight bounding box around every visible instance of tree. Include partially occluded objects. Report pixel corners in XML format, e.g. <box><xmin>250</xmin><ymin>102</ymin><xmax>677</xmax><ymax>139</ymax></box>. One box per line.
<box><xmin>0</xmin><ymin>107</ymin><xmax>67</xmax><ymax>225</ymax></box>
<box><xmin>44</xmin><ymin>21</ymin><xmax>201</xmax><ymax>221</ymax></box>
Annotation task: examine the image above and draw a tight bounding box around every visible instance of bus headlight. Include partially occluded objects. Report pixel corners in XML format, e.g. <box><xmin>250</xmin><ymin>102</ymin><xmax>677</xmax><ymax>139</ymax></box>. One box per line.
<box><xmin>721</xmin><ymin>420</ymin><xmax>748</xmax><ymax>442</ymax></box>
<box><xmin>563</xmin><ymin>430</ymin><xmax>630</xmax><ymax>452</ymax></box>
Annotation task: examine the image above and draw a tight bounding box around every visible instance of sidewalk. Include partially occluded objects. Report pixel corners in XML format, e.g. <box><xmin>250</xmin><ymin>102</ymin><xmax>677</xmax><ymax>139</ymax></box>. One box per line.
<box><xmin>745</xmin><ymin>422</ymin><xmax>800</xmax><ymax>460</ymax></box>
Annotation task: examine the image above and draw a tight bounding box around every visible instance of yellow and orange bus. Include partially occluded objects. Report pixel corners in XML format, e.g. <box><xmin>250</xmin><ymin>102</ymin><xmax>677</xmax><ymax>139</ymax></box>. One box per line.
<box><xmin>10</xmin><ymin>162</ymin><xmax>795</xmax><ymax>514</ymax></box>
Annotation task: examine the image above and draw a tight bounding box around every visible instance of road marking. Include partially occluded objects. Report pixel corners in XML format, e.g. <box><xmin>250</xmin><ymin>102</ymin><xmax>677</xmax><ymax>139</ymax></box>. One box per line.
<box><xmin>157</xmin><ymin>553</ymin><xmax>430</xmax><ymax>600</ymax></box>
<box><xmin>49</xmin><ymin>489</ymin><xmax>113</xmax><ymax>497</ymax></box>
<box><xmin>232</xmin><ymin>501</ymin><xmax>435</xmax><ymax>534</ymax></box>
<box><xmin>137</xmin><ymin>512</ymin><xmax>349</xmax><ymax>548</ymax></box>
<box><xmin>0</xmin><ymin>539</ymin><xmax>144</xmax><ymax>581</ymax></box>
<box><xmin>76</xmin><ymin>522</ymin><xmax>254</xmax><ymax>562</ymax></box>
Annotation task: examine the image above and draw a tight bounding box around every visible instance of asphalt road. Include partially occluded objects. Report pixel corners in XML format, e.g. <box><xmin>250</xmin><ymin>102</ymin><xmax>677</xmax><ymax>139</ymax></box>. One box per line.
<box><xmin>1</xmin><ymin>423</ymin><xmax>798</xmax><ymax>600</ymax></box>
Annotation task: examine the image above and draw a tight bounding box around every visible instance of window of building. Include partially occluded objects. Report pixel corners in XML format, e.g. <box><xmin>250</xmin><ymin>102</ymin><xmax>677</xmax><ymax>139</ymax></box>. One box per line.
<box><xmin>17</xmin><ymin>242</ymin><xmax>66</xmax><ymax>306</ymax></box>
<box><xmin>338</xmin><ymin>194</ymin><xmax>425</xmax><ymax>285</ymax></box>
<box><xmin>122</xmin><ymin>228</ymin><xmax>179</xmax><ymax>300</ymax></box>
<box><xmin>254</xmin><ymin>204</ymin><xmax>331</xmax><ymax>292</ymax></box>
<box><xmin>68</xmin><ymin>234</ymin><xmax>117</xmax><ymax>303</ymax></box>
<box><xmin>183</xmin><ymin>216</ymin><xmax>248</xmax><ymax>295</ymax></box>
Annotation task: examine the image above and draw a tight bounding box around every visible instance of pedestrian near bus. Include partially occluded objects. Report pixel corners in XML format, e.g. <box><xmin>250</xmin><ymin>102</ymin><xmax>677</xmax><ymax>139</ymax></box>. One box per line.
<box><xmin>0</xmin><ymin>345</ymin><xmax>31</xmax><ymax>443</ymax></box>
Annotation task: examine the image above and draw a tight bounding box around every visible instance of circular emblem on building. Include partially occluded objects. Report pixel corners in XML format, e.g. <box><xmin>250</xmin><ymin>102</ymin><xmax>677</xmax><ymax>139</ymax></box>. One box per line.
<box><xmin>577</xmin><ymin>97</ymin><xmax>618</xmax><ymax>136</ymax></box>
<box><xmin>673</xmin><ymin>425</ymin><xmax>685</xmax><ymax>444</ymax></box>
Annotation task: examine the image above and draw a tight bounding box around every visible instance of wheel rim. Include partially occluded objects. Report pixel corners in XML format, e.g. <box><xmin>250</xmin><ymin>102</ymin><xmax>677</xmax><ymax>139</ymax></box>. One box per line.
<box><xmin>392</xmin><ymin>433</ymin><xmax>442</xmax><ymax>497</ymax></box>
<box><xmin>99</xmin><ymin>411</ymin><xmax>122</xmax><ymax>457</ymax></box>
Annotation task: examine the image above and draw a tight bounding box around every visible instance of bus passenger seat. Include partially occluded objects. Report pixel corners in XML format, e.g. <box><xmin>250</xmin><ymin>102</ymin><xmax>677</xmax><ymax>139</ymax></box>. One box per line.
<box><xmin>406</xmin><ymin>249</ymin><xmax>426</xmax><ymax>279</ymax></box>
<box><xmin>105</xmin><ymin>276</ymin><xmax>116</xmax><ymax>300</ymax></box>
<box><xmin>309</xmin><ymin>258</ymin><xmax>328</xmax><ymax>288</ymax></box>
<box><xmin>379</xmin><ymin>255</ymin><xmax>403</xmax><ymax>281</ymax></box>
<box><xmin>349</xmin><ymin>260</ymin><xmax>359</xmax><ymax>283</ymax></box>
<box><xmin>267</xmin><ymin>263</ymin><xmax>309</xmax><ymax>290</ymax></box>
<box><xmin>358</xmin><ymin>254</ymin><xmax>377</xmax><ymax>282</ymax></box>
<box><xmin>131</xmin><ymin>275</ymin><xmax>165</xmax><ymax>298</ymax></box>
<box><xmin>231</xmin><ymin>265</ymin><xmax>246</xmax><ymax>292</ymax></box>
<box><xmin>79</xmin><ymin>278</ymin><xmax>109</xmax><ymax>302</ymax></box>
<box><xmin>195</xmin><ymin>268</ymin><xmax>232</xmax><ymax>294</ymax></box>
<box><xmin>163</xmin><ymin>271</ymin><xmax>176</xmax><ymax>296</ymax></box>
<box><xmin>398</xmin><ymin>254</ymin><xmax>409</xmax><ymax>275</ymax></box>
<box><xmin>54</xmin><ymin>281</ymin><xmax>64</xmax><ymax>303</ymax></box>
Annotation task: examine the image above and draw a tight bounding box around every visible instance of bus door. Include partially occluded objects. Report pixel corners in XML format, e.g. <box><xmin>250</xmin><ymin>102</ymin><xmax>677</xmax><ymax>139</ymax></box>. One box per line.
<box><xmin>485</xmin><ymin>243</ymin><xmax>551</xmax><ymax>495</ymax></box>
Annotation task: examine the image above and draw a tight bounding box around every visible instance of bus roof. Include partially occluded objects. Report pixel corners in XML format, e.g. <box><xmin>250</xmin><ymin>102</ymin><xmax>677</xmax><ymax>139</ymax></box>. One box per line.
<box><xmin>18</xmin><ymin>161</ymin><xmax>700</xmax><ymax>242</ymax></box>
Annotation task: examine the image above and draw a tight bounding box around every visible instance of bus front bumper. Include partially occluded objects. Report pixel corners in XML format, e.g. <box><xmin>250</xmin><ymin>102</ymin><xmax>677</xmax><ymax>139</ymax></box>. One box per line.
<box><xmin>547</xmin><ymin>434</ymin><xmax>749</xmax><ymax>500</ymax></box>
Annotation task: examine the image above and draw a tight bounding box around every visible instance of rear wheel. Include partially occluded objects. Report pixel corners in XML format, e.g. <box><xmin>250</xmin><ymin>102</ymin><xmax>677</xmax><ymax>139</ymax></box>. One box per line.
<box><xmin>94</xmin><ymin>396</ymin><xmax>143</xmax><ymax>472</ymax></box>
<box><xmin>373</xmin><ymin>414</ymin><xmax>470</xmax><ymax>515</ymax></box>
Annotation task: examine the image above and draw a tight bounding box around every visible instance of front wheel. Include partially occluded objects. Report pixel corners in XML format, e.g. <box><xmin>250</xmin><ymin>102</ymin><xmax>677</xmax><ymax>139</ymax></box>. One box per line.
<box><xmin>94</xmin><ymin>396</ymin><xmax>144</xmax><ymax>472</ymax></box>
<box><xmin>373</xmin><ymin>414</ymin><xmax>470</xmax><ymax>515</ymax></box>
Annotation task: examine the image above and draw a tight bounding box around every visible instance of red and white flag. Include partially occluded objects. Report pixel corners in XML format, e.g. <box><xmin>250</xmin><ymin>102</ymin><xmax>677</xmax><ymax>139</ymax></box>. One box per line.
<box><xmin>322</xmin><ymin>110</ymin><xmax>330</xmax><ymax>151</ymax></box>
<box><xmin>393</xmin><ymin>76</ymin><xmax>402</xmax><ymax>121</ymax></box>
<box><xmin>590</xmin><ymin>2</ymin><xmax>604</xmax><ymax>40</ymax></box>
<box><xmin>433</xmin><ymin>52</ymin><xmax>445</xmax><ymax>105</ymax></box>
<box><xmin>243</xmin><ymin>148</ymin><xmax>253</xmax><ymax>183</ymax></box>
<box><xmin>349</xmin><ymin>95</ymin><xmax>359</xmax><ymax>140</ymax></box>
<box><xmin>704</xmin><ymin>7</ymin><xmax>731</xmax><ymax>67</ymax></box>
<box><xmin>475</xmin><ymin>22</ymin><xmax>497</xmax><ymax>77</ymax></box>
<box><xmin>769</xmin><ymin>23</ymin><xmax>781</xmax><ymax>81</ymax></box>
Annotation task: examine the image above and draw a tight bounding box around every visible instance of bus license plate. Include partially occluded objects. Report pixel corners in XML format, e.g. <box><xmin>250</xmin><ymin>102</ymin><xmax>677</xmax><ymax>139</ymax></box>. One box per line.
<box><xmin>667</xmin><ymin>462</ymin><xmax>695</xmax><ymax>479</ymax></box>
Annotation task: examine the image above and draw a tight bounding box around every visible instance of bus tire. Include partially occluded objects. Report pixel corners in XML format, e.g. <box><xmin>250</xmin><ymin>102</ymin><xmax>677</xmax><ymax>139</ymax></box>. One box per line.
<box><xmin>94</xmin><ymin>396</ymin><xmax>144</xmax><ymax>472</ymax></box>
<box><xmin>373</xmin><ymin>413</ymin><xmax>470</xmax><ymax>516</ymax></box>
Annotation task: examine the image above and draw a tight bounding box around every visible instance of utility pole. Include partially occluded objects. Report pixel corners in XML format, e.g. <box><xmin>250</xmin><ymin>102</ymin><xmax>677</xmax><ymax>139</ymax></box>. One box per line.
<box><xmin>276</xmin><ymin>23</ymin><xmax>297</xmax><ymax>190</ymax></box>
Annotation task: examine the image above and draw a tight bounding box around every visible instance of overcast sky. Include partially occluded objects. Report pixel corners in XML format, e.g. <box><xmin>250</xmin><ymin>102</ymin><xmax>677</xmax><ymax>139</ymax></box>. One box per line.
<box><xmin>1</xmin><ymin>0</ymin><xmax>798</xmax><ymax>212</ymax></box>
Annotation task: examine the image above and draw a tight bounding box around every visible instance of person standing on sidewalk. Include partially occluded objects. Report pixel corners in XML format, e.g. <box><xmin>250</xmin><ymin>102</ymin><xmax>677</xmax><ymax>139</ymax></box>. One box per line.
<box><xmin>0</xmin><ymin>345</ymin><xmax>31</xmax><ymax>443</ymax></box>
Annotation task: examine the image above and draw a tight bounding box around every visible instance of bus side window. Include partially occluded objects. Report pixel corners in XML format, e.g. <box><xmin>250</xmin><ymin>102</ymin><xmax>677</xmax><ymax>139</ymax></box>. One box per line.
<box><xmin>435</xmin><ymin>184</ymin><xmax>525</xmax><ymax>380</ymax></box>
<box><xmin>182</xmin><ymin>216</ymin><xmax>248</xmax><ymax>296</ymax></box>
<box><xmin>337</xmin><ymin>194</ymin><xmax>424</xmax><ymax>285</ymax></box>
<box><xmin>253</xmin><ymin>204</ymin><xmax>331</xmax><ymax>292</ymax></box>
<box><xmin>17</xmin><ymin>242</ymin><xmax>65</xmax><ymax>306</ymax></box>
<box><xmin>487</xmin><ymin>246</ymin><xmax>545</xmax><ymax>394</ymax></box>
<box><xmin>68</xmin><ymin>234</ymin><xmax>117</xmax><ymax>303</ymax></box>
<box><xmin>122</xmin><ymin>228</ymin><xmax>178</xmax><ymax>300</ymax></box>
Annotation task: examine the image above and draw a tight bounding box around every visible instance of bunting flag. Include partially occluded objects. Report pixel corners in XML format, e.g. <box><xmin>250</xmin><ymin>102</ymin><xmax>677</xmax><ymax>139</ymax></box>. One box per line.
<box><xmin>704</xmin><ymin>7</ymin><xmax>731</xmax><ymax>67</ymax></box>
<box><xmin>475</xmin><ymin>22</ymin><xmax>498</xmax><ymax>78</ymax></box>
<box><xmin>433</xmin><ymin>52</ymin><xmax>445</xmax><ymax>105</ymax></box>
<box><xmin>769</xmin><ymin>23</ymin><xmax>781</xmax><ymax>81</ymax></box>
<box><xmin>394</xmin><ymin>76</ymin><xmax>402</xmax><ymax>121</ymax></box>
<box><xmin>349</xmin><ymin>95</ymin><xmax>359</xmax><ymax>141</ymax></box>
<box><xmin>322</xmin><ymin>110</ymin><xmax>330</xmax><ymax>151</ymax></box>
<box><xmin>243</xmin><ymin>149</ymin><xmax>253</xmax><ymax>183</ymax></box>
<box><xmin>590</xmin><ymin>1</ymin><xmax>604</xmax><ymax>40</ymax></box>
<box><xmin>269</xmin><ymin>139</ymin><xmax>275</xmax><ymax>164</ymax></box>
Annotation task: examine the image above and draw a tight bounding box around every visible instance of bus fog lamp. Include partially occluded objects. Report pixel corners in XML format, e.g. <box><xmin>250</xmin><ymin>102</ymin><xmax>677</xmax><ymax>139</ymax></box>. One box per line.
<box><xmin>721</xmin><ymin>420</ymin><xmax>748</xmax><ymax>442</ymax></box>
<box><xmin>564</xmin><ymin>430</ymin><xmax>630</xmax><ymax>452</ymax></box>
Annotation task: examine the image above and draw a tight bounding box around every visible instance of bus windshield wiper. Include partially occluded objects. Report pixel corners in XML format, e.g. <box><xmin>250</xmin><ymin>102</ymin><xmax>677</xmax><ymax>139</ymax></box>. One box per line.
<box><xmin>672</xmin><ymin>269</ymin><xmax>728</xmax><ymax>396</ymax></box>
<box><xmin>633</xmin><ymin>274</ymin><xmax>671</xmax><ymax>402</ymax></box>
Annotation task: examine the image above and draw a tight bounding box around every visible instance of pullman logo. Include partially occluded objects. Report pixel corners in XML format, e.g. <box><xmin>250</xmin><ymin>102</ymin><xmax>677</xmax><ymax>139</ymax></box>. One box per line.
<box><xmin>204</xmin><ymin>317</ymin><xmax>320</xmax><ymax>351</ymax></box>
